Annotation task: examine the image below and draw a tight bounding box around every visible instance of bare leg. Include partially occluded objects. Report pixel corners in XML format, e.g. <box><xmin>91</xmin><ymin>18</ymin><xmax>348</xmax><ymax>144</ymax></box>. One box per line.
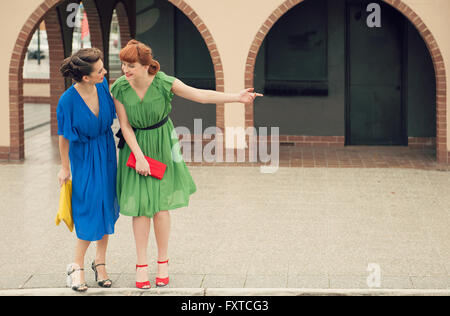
<box><xmin>133</xmin><ymin>216</ymin><xmax>151</xmax><ymax>287</ymax></box>
<box><xmin>153</xmin><ymin>210</ymin><xmax>170</xmax><ymax>283</ymax></box>
<box><xmin>94</xmin><ymin>235</ymin><xmax>110</xmax><ymax>283</ymax></box>
<box><xmin>74</xmin><ymin>239</ymin><xmax>91</xmax><ymax>285</ymax></box>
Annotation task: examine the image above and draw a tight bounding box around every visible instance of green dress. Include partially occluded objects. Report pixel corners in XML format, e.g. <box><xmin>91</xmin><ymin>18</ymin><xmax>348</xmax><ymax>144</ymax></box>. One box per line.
<box><xmin>110</xmin><ymin>71</ymin><xmax>197</xmax><ymax>218</ymax></box>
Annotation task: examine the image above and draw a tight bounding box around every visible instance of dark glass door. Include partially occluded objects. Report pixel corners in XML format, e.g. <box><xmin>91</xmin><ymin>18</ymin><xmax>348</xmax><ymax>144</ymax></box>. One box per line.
<box><xmin>347</xmin><ymin>0</ymin><xmax>406</xmax><ymax>145</ymax></box>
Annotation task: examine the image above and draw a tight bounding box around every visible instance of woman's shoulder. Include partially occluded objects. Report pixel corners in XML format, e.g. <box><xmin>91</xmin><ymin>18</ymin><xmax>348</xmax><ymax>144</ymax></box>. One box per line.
<box><xmin>111</xmin><ymin>75</ymin><xmax>129</xmax><ymax>88</ymax></box>
<box><xmin>110</xmin><ymin>75</ymin><xmax>131</xmax><ymax>99</ymax></box>
<box><xmin>154</xmin><ymin>71</ymin><xmax>176</xmax><ymax>89</ymax></box>
<box><xmin>156</xmin><ymin>70</ymin><xmax>175</xmax><ymax>81</ymax></box>
<box><xmin>58</xmin><ymin>85</ymin><xmax>76</xmax><ymax>108</ymax></box>
<box><xmin>153</xmin><ymin>71</ymin><xmax>176</xmax><ymax>102</ymax></box>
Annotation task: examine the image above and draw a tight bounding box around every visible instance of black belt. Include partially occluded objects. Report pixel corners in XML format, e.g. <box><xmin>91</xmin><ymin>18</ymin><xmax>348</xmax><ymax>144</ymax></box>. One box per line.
<box><xmin>115</xmin><ymin>115</ymin><xmax>169</xmax><ymax>149</ymax></box>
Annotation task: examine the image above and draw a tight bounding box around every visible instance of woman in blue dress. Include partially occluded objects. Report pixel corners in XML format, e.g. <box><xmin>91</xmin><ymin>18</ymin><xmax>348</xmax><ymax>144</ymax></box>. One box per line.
<box><xmin>57</xmin><ymin>48</ymin><xmax>119</xmax><ymax>292</ymax></box>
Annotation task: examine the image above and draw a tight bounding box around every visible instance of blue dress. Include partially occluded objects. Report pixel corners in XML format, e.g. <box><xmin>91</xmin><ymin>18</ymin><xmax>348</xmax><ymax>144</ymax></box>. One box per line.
<box><xmin>57</xmin><ymin>77</ymin><xmax>120</xmax><ymax>241</ymax></box>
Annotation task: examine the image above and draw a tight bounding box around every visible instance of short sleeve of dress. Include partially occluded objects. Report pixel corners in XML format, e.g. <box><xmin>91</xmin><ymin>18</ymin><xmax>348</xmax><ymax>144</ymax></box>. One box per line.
<box><xmin>110</xmin><ymin>76</ymin><xmax>127</xmax><ymax>105</ymax></box>
<box><xmin>56</xmin><ymin>98</ymin><xmax>65</xmax><ymax>136</ymax></box>
<box><xmin>158</xmin><ymin>71</ymin><xmax>176</xmax><ymax>103</ymax></box>
<box><xmin>56</xmin><ymin>93</ymin><xmax>79</xmax><ymax>142</ymax></box>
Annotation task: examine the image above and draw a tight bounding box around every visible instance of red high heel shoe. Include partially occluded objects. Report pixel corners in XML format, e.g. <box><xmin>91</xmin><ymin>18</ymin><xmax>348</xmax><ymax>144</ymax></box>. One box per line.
<box><xmin>155</xmin><ymin>259</ymin><xmax>169</xmax><ymax>287</ymax></box>
<box><xmin>136</xmin><ymin>264</ymin><xmax>151</xmax><ymax>289</ymax></box>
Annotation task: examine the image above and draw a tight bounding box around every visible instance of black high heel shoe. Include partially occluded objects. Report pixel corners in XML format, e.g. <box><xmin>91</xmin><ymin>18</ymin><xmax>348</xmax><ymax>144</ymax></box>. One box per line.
<box><xmin>91</xmin><ymin>260</ymin><xmax>112</xmax><ymax>288</ymax></box>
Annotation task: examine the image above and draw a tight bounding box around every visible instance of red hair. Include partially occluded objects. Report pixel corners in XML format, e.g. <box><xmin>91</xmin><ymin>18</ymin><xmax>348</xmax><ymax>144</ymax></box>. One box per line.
<box><xmin>119</xmin><ymin>39</ymin><xmax>160</xmax><ymax>75</ymax></box>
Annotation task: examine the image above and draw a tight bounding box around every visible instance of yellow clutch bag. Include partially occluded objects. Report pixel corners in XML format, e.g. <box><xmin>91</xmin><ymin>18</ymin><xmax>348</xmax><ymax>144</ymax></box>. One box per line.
<box><xmin>55</xmin><ymin>180</ymin><xmax>74</xmax><ymax>232</ymax></box>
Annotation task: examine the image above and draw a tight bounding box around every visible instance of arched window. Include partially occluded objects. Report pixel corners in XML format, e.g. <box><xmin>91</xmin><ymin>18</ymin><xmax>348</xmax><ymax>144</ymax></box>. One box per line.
<box><xmin>174</xmin><ymin>9</ymin><xmax>215</xmax><ymax>90</ymax></box>
<box><xmin>263</xmin><ymin>0</ymin><xmax>328</xmax><ymax>96</ymax></box>
<box><xmin>24</xmin><ymin>21</ymin><xmax>49</xmax><ymax>79</ymax></box>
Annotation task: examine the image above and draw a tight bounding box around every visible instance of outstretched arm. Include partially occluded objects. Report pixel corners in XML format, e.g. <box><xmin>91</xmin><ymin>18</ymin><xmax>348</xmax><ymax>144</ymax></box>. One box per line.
<box><xmin>171</xmin><ymin>78</ymin><xmax>263</xmax><ymax>105</ymax></box>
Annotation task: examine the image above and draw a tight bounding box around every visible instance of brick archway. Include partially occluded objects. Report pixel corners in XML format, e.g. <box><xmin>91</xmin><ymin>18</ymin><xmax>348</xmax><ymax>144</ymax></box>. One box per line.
<box><xmin>82</xmin><ymin>0</ymin><xmax>105</xmax><ymax>52</ymax></box>
<box><xmin>8</xmin><ymin>0</ymin><xmax>110</xmax><ymax>160</ymax></box>
<box><xmin>8</xmin><ymin>0</ymin><xmax>60</xmax><ymax>160</ymax></box>
<box><xmin>244</xmin><ymin>0</ymin><xmax>448</xmax><ymax>164</ymax></box>
<box><xmin>7</xmin><ymin>0</ymin><xmax>224</xmax><ymax>161</ymax></box>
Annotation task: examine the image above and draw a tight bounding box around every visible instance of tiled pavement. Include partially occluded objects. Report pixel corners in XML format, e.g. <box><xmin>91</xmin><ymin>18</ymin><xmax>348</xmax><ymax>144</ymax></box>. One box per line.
<box><xmin>1</xmin><ymin>108</ymin><xmax>450</xmax><ymax>294</ymax></box>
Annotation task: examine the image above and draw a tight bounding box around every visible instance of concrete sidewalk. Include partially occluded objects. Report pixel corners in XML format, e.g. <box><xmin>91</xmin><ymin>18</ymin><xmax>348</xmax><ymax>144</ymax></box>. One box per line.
<box><xmin>2</xmin><ymin>288</ymin><xmax>450</xmax><ymax>296</ymax></box>
<box><xmin>1</xmin><ymin>159</ymin><xmax>450</xmax><ymax>295</ymax></box>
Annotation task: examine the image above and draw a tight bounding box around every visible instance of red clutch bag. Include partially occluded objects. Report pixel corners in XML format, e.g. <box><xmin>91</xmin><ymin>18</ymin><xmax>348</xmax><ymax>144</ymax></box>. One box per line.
<box><xmin>126</xmin><ymin>152</ymin><xmax>167</xmax><ymax>180</ymax></box>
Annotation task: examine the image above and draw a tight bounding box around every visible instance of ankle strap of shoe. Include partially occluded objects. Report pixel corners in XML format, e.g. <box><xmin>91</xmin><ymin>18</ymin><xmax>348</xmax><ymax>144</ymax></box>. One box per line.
<box><xmin>93</xmin><ymin>263</ymin><xmax>106</xmax><ymax>268</ymax></box>
<box><xmin>136</xmin><ymin>264</ymin><xmax>148</xmax><ymax>268</ymax></box>
<box><xmin>157</xmin><ymin>259</ymin><xmax>169</xmax><ymax>264</ymax></box>
<box><xmin>68</xmin><ymin>268</ymin><xmax>84</xmax><ymax>276</ymax></box>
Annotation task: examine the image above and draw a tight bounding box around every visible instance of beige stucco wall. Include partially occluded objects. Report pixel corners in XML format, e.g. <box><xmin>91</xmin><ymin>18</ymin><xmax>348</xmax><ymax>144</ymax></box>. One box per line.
<box><xmin>0</xmin><ymin>0</ymin><xmax>449</xmax><ymax>151</ymax></box>
<box><xmin>0</xmin><ymin>0</ymin><xmax>43</xmax><ymax>147</ymax></box>
<box><xmin>23</xmin><ymin>83</ymin><xmax>50</xmax><ymax>97</ymax></box>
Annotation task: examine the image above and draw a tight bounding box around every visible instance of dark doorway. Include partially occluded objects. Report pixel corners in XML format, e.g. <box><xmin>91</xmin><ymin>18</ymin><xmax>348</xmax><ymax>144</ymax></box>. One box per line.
<box><xmin>346</xmin><ymin>0</ymin><xmax>406</xmax><ymax>145</ymax></box>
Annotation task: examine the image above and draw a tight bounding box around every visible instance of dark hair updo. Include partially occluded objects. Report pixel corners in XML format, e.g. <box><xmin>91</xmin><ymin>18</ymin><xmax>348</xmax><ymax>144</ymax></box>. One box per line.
<box><xmin>59</xmin><ymin>48</ymin><xmax>104</xmax><ymax>82</ymax></box>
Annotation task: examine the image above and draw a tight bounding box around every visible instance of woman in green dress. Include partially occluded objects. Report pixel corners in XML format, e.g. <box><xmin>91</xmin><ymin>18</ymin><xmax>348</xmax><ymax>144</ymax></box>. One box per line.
<box><xmin>111</xmin><ymin>39</ymin><xmax>262</xmax><ymax>289</ymax></box>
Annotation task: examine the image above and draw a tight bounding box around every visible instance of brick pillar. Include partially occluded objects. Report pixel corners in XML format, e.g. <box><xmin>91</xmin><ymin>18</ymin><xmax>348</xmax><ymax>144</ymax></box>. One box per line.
<box><xmin>45</xmin><ymin>7</ymin><xmax>66</xmax><ymax>136</ymax></box>
<box><xmin>115</xmin><ymin>1</ymin><xmax>132</xmax><ymax>49</ymax></box>
<box><xmin>83</xmin><ymin>0</ymin><xmax>104</xmax><ymax>52</ymax></box>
